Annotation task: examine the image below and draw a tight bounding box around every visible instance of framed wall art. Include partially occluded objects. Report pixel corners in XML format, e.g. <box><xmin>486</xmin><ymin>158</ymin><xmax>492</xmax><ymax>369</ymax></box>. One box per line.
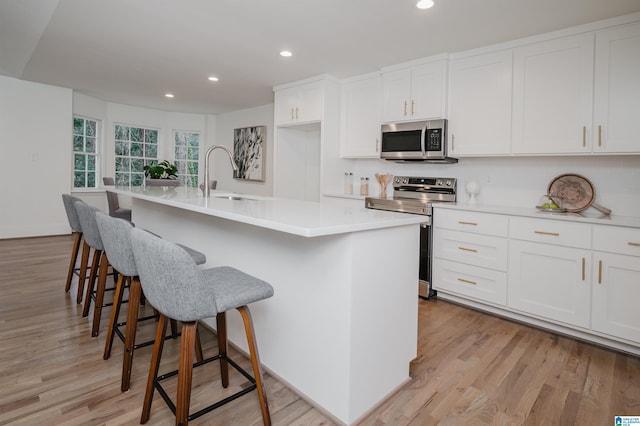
<box><xmin>233</xmin><ymin>125</ymin><xmax>266</xmax><ymax>182</ymax></box>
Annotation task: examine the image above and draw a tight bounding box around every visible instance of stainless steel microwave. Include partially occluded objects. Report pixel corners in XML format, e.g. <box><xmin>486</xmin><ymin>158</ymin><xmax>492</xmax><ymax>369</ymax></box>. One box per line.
<box><xmin>381</xmin><ymin>119</ymin><xmax>455</xmax><ymax>162</ymax></box>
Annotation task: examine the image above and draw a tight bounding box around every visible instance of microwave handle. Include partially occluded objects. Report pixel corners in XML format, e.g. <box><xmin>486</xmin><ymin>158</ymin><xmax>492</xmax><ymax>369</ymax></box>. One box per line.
<box><xmin>420</xmin><ymin>121</ymin><xmax>428</xmax><ymax>157</ymax></box>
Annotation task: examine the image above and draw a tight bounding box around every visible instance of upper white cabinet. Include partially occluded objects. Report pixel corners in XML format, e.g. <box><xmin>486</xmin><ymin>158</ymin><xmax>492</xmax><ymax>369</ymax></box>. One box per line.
<box><xmin>447</xmin><ymin>50</ymin><xmax>513</xmax><ymax>156</ymax></box>
<box><xmin>511</xmin><ymin>34</ymin><xmax>595</xmax><ymax>154</ymax></box>
<box><xmin>274</xmin><ymin>81</ymin><xmax>323</xmax><ymax>126</ymax></box>
<box><xmin>340</xmin><ymin>74</ymin><xmax>381</xmax><ymax>158</ymax></box>
<box><xmin>382</xmin><ymin>58</ymin><xmax>447</xmax><ymax>123</ymax></box>
<box><xmin>593</xmin><ymin>22</ymin><xmax>640</xmax><ymax>153</ymax></box>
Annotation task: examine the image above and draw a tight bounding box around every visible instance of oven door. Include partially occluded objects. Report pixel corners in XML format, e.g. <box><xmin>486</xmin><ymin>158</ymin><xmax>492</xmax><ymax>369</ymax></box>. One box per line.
<box><xmin>419</xmin><ymin>221</ymin><xmax>436</xmax><ymax>299</ymax></box>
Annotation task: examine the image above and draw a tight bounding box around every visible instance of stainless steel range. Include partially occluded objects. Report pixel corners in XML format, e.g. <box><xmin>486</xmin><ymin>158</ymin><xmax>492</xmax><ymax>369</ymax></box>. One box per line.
<box><xmin>365</xmin><ymin>176</ymin><xmax>457</xmax><ymax>299</ymax></box>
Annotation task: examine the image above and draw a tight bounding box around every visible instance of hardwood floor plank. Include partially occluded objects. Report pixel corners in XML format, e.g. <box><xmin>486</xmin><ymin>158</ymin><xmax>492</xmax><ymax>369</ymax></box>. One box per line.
<box><xmin>1</xmin><ymin>235</ymin><xmax>638</xmax><ymax>425</ymax></box>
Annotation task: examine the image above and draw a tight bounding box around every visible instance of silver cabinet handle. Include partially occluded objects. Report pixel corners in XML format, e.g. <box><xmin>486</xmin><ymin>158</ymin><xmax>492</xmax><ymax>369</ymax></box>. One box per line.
<box><xmin>628</xmin><ymin>242</ymin><xmax>640</xmax><ymax>247</ymax></box>
<box><xmin>458</xmin><ymin>221</ymin><xmax>477</xmax><ymax>226</ymax></box>
<box><xmin>457</xmin><ymin>278</ymin><xmax>477</xmax><ymax>285</ymax></box>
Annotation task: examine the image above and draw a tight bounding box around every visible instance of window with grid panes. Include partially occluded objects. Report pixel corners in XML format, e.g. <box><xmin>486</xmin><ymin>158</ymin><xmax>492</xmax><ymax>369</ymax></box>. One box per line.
<box><xmin>73</xmin><ymin>116</ymin><xmax>100</xmax><ymax>189</ymax></box>
<box><xmin>114</xmin><ymin>124</ymin><xmax>158</xmax><ymax>187</ymax></box>
<box><xmin>174</xmin><ymin>130</ymin><xmax>200</xmax><ymax>187</ymax></box>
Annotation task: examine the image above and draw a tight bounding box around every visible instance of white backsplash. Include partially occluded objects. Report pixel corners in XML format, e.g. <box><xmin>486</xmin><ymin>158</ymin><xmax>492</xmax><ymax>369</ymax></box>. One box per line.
<box><xmin>348</xmin><ymin>155</ymin><xmax>640</xmax><ymax>217</ymax></box>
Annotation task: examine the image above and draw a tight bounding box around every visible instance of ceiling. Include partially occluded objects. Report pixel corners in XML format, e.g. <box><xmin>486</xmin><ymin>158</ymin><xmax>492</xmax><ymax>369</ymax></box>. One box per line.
<box><xmin>2</xmin><ymin>0</ymin><xmax>640</xmax><ymax>115</ymax></box>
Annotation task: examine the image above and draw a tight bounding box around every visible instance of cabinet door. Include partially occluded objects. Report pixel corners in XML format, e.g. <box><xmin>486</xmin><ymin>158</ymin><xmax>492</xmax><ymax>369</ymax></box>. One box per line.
<box><xmin>512</xmin><ymin>34</ymin><xmax>594</xmax><ymax>154</ymax></box>
<box><xmin>508</xmin><ymin>240</ymin><xmax>590</xmax><ymax>328</ymax></box>
<box><xmin>297</xmin><ymin>83</ymin><xmax>323</xmax><ymax>123</ymax></box>
<box><xmin>274</xmin><ymin>87</ymin><xmax>298</xmax><ymax>126</ymax></box>
<box><xmin>340</xmin><ymin>75</ymin><xmax>381</xmax><ymax>158</ymax></box>
<box><xmin>448</xmin><ymin>50</ymin><xmax>512</xmax><ymax>156</ymax></box>
<box><xmin>592</xmin><ymin>252</ymin><xmax>640</xmax><ymax>343</ymax></box>
<box><xmin>593</xmin><ymin>22</ymin><xmax>640</xmax><ymax>153</ymax></box>
<box><xmin>382</xmin><ymin>68</ymin><xmax>412</xmax><ymax>122</ymax></box>
<box><xmin>410</xmin><ymin>60</ymin><xmax>446</xmax><ymax>120</ymax></box>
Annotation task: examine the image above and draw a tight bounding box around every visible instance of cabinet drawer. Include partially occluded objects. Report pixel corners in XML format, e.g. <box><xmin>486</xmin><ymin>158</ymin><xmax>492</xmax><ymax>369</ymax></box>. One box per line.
<box><xmin>593</xmin><ymin>225</ymin><xmax>640</xmax><ymax>257</ymax></box>
<box><xmin>509</xmin><ymin>217</ymin><xmax>591</xmax><ymax>249</ymax></box>
<box><xmin>434</xmin><ymin>209</ymin><xmax>508</xmax><ymax>237</ymax></box>
<box><xmin>434</xmin><ymin>229</ymin><xmax>507</xmax><ymax>271</ymax></box>
<box><xmin>433</xmin><ymin>259</ymin><xmax>507</xmax><ymax>306</ymax></box>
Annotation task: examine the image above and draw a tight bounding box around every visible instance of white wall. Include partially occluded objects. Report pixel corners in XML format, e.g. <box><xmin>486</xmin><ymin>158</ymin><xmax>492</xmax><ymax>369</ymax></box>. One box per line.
<box><xmin>343</xmin><ymin>155</ymin><xmax>640</xmax><ymax>217</ymax></box>
<box><xmin>209</xmin><ymin>104</ymin><xmax>274</xmax><ymax>196</ymax></box>
<box><xmin>0</xmin><ymin>76</ymin><xmax>72</xmax><ymax>238</ymax></box>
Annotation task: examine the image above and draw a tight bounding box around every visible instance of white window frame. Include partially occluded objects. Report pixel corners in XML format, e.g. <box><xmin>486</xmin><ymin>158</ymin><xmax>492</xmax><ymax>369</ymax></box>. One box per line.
<box><xmin>72</xmin><ymin>115</ymin><xmax>101</xmax><ymax>190</ymax></box>
<box><xmin>173</xmin><ymin>129</ymin><xmax>201</xmax><ymax>188</ymax></box>
<box><xmin>114</xmin><ymin>123</ymin><xmax>160</xmax><ymax>187</ymax></box>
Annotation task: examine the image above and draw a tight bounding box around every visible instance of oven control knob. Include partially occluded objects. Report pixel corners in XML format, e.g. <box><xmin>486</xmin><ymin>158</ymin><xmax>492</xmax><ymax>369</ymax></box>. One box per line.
<box><xmin>445</xmin><ymin>180</ymin><xmax>452</xmax><ymax>186</ymax></box>
<box><xmin>403</xmin><ymin>178</ymin><xmax>408</xmax><ymax>184</ymax></box>
<box><xmin>437</xmin><ymin>179</ymin><xmax>443</xmax><ymax>186</ymax></box>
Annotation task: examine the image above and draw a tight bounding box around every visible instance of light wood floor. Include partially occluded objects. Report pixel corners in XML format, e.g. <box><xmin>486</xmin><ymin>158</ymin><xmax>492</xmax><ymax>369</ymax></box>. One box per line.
<box><xmin>0</xmin><ymin>235</ymin><xmax>638</xmax><ymax>425</ymax></box>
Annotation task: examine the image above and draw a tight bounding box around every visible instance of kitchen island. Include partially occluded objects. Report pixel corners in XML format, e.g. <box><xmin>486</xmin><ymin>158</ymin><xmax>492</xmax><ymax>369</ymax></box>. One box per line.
<box><xmin>109</xmin><ymin>186</ymin><xmax>424</xmax><ymax>425</ymax></box>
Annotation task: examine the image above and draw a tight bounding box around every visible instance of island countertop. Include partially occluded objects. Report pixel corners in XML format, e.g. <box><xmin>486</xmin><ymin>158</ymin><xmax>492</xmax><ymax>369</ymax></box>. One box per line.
<box><xmin>109</xmin><ymin>186</ymin><xmax>425</xmax><ymax>237</ymax></box>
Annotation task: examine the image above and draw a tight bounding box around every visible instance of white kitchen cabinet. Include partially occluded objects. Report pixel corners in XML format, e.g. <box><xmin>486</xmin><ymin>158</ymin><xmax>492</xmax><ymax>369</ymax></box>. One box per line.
<box><xmin>382</xmin><ymin>58</ymin><xmax>446</xmax><ymax>123</ymax></box>
<box><xmin>508</xmin><ymin>217</ymin><xmax>591</xmax><ymax>328</ymax></box>
<box><xmin>511</xmin><ymin>33</ymin><xmax>595</xmax><ymax>154</ymax></box>
<box><xmin>340</xmin><ymin>74</ymin><xmax>381</xmax><ymax>158</ymax></box>
<box><xmin>591</xmin><ymin>225</ymin><xmax>640</xmax><ymax>343</ymax></box>
<box><xmin>433</xmin><ymin>210</ymin><xmax>508</xmax><ymax>306</ymax></box>
<box><xmin>274</xmin><ymin>81</ymin><xmax>323</xmax><ymax>126</ymax></box>
<box><xmin>593</xmin><ymin>22</ymin><xmax>640</xmax><ymax>153</ymax></box>
<box><xmin>447</xmin><ymin>50</ymin><xmax>513</xmax><ymax>156</ymax></box>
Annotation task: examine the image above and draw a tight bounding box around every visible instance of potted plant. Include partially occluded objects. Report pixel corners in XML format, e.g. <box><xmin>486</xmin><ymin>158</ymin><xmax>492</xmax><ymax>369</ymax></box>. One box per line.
<box><xmin>144</xmin><ymin>160</ymin><xmax>180</xmax><ymax>186</ymax></box>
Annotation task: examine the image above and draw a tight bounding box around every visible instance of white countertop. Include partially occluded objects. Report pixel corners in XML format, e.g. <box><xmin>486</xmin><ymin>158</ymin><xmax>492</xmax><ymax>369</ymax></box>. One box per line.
<box><xmin>110</xmin><ymin>186</ymin><xmax>425</xmax><ymax>237</ymax></box>
<box><xmin>433</xmin><ymin>202</ymin><xmax>640</xmax><ymax>229</ymax></box>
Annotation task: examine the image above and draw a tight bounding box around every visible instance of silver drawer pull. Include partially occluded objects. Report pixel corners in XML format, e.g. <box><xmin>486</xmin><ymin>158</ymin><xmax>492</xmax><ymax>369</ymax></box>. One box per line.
<box><xmin>458</xmin><ymin>278</ymin><xmax>477</xmax><ymax>285</ymax></box>
<box><xmin>458</xmin><ymin>221</ymin><xmax>478</xmax><ymax>226</ymax></box>
<box><xmin>458</xmin><ymin>246</ymin><xmax>478</xmax><ymax>253</ymax></box>
<box><xmin>534</xmin><ymin>230</ymin><xmax>560</xmax><ymax>236</ymax></box>
<box><xmin>628</xmin><ymin>242</ymin><xmax>640</xmax><ymax>247</ymax></box>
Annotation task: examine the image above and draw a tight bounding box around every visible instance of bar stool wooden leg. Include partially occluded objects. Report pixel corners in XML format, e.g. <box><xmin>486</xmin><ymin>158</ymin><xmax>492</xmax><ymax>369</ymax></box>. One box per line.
<box><xmin>216</xmin><ymin>312</ymin><xmax>229</xmax><ymax>387</ymax></box>
<box><xmin>65</xmin><ymin>231</ymin><xmax>82</xmax><ymax>292</ymax></box>
<box><xmin>76</xmin><ymin>241</ymin><xmax>91</xmax><ymax>304</ymax></box>
<box><xmin>82</xmin><ymin>249</ymin><xmax>102</xmax><ymax>317</ymax></box>
<box><xmin>91</xmin><ymin>252</ymin><xmax>110</xmax><ymax>336</ymax></box>
<box><xmin>141</xmin><ymin>313</ymin><xmax>168</xmax><ymax>424</ymax></box>
<box><xmin>104</xmin><ymin>275</ymin><xmax>127</xmax><ymax>360</ymax></box>
<box><xmin>122</xmin><ymin>276</ymin><xmax>142</xmax><ymax>392</ymax></box>
<box><xmin>194</xmin><ymin>326</ymin><xmax>204</xmax><ymax>363</ymax></box>
<box><xmin>176</xmin><ymin>321</ymin><xmax>197</xmax><ymax>426</ymax></box>
<box><xmin>237</xmin><ymin>306</ymin><xmax>271</xmax><ymax>426</ymax></box>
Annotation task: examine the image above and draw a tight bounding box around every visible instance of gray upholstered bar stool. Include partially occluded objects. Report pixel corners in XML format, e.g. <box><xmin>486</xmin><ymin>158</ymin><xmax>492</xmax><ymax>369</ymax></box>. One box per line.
<box><xmin>95</xmin><ymin>211</ymin><xmax>206</xmax><ymax>392</ymax></box>
<box><xmin>130</xmin><ymin>228</ymin><xmax>274</xmax><ymax>426</ymax></box>
<box><xmin>103</xmin><ymin>177</ymin><xmax>132</xmax><ymax>222</ymax></box>
<box><xmin>61</xmin><ymin>194</ymin><xmax>85</xmax><ymax>293</ymax></box>
<box><xmin>75</xmin><ymin>201</ymin><xmax>113</xmax><ymax>336</ymax></box>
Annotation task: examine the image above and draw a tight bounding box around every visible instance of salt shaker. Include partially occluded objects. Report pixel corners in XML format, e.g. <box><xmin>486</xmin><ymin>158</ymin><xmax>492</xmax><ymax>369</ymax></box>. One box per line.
<box><xmin>360</xmin><ymin>177</ymin><xmax>369</xmax><ymax>196</ymax></box>
<box><xmin>344</xmin><ymin>172</ymin><xmax>353</xmax><ymax>195</ymax></box>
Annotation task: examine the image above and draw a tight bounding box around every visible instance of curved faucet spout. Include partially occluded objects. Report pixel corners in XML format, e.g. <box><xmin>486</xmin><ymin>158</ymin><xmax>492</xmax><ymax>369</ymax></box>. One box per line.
<box><xmin>203</xmin><ymin>145</ymin><xmax>238</xmax><ymax>197</ymax></box>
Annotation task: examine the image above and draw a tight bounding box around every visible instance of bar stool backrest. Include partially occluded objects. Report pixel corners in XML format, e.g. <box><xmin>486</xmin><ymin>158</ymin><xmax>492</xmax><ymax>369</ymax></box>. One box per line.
<box><xmin>75</xmin><ymin>201</ymin><xmax>104</xmax><ymax>251</ymax></box>
<box><xmin>62</xmin><ymin>194</ymin><xmax>83</xmax><ymax>233</ymax></box>
<box><xmin>95</xmin><ymin>211</ymin><xmax>137</xmax><ymax>277</ymax></box>
<box><xmin>130</xmin><ymin>228</ymin><xmax>218</xmax><ymax>322</ymax></box>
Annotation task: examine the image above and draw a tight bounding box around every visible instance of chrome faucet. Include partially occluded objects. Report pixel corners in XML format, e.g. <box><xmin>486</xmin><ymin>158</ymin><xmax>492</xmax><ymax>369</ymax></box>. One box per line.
<box><xmin>203</xmin><ymin>145</ymin><xmax>238</xmax><ymax>197</ymax></box>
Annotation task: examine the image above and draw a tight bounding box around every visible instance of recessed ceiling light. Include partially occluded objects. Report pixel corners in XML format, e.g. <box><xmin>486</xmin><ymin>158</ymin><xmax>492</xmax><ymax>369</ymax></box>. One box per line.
<box><xmin>416</xmin><ymin>0</ymin><xmax>434</xmax><ymax>9</ymax></box>
<box><xmin>165</xmin><ymin>93</ymin><xmax>174</xmax><ymax>98</ymax></box>
<box><xmin>280</xmin><ymin>50</ymin><xmax>293</xmax><ymax>57</ymax></box>
<box><xmin>208</xmin><ymin>76</ymin><xmax>219</xmax><ymax>82</ymax></box>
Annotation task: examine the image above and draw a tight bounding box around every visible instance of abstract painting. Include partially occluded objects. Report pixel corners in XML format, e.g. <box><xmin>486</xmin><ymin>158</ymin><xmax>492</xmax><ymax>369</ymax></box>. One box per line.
<box><xmin>233</xmin><ymin>125</ymin><xmax>265</xmax><ymax>181</ymax></box>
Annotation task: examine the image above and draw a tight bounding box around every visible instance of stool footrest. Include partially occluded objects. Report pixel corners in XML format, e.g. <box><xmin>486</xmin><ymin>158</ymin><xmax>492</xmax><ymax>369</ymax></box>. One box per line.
<box><xmin>113</xmin><ymin>314</ymin><xmax>179</xmax><ymax>349</ymax></box>
<box><xmin>154</xmin><ymin>354</ymin><xmax>257</xmax><ymax>422</ymax></box>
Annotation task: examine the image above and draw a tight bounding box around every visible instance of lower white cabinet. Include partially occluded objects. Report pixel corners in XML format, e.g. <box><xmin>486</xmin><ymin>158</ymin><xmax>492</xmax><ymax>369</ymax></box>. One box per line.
<box><xmin>591</xmin><ymin>225</ymin><xmax>640</xmax><ymax>343</ymax></box>
<box><xmin>508</xmin><ymin>239</ymin><xmax>591</xmax><ymax>328</ymax></box>
<box><xmin>432</xmin><ymin>206</ymin><xmax>640</xmax><ymax>355</ymax></box>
